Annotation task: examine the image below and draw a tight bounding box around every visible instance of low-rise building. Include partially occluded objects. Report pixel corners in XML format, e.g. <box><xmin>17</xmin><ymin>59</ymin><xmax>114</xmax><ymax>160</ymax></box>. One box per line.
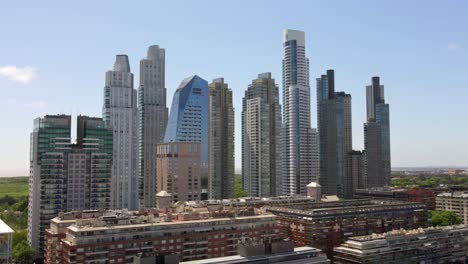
<box><xmin>354</xmin><ymin>187</ymin><xmax>440</xmax><ymax>210</ymax></box>
<box><xmin>266</xmin><ymin>199</ymin><xmax>429</xmax><ymax>258</ymax></box>
<box><xmin>436</xmin><ymin>192</ymin><xmax>468</xmax><ymax>224</ymax></box>
<box><xmin>333</xmin><ymin>225</ymin><xmax>468</xmax><ymax>263</ymax></box>
<box><xmin>0</xmin><ymin>219</ymin><xmax>14</xmax><ymax>264</ymax></box>
<box><xmin>44</xmin><ymin>208</ymin><xmax>279</xmax><ymax>264</ymax></box>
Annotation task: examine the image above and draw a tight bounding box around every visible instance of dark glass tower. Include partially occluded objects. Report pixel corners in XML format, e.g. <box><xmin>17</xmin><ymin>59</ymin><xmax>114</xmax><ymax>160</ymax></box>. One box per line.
<box><xmin>364</xmin><ymin>76</ymin><xmax>391</xmax><ymax>187</ymax></box>
<box><xmin>317</xmin><ymin>70</ymin><xmax>353</xmax><ymax>198</ymax></box>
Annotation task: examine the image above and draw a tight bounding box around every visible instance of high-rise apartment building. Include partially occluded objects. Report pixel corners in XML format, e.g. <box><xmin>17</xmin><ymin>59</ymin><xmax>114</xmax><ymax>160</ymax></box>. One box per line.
<box><xmin>282</xmin><ymin>29</ymin><xmax>316</xmax><ymax>195</ymax></box>
<box><xmin>28</xmin><ymin>115</ymin><xmax>112</xmax><ymax>255</ymax></box>
<box><xmin>164</xmin><ymin>75</ymin><xmax>209</xmax><ymax>192</ymax></box>
<box><xmin>102</xmin><ymin>54</ymin><xmax>139</xmax><ymax>210</ymax></box>
<box><xmin>138</xmin><ymin>45</ymin><xmax>168</xmax><ymax>208</ymax></box>
<box><xmin>242</xmin><ymin>73</ymin><xmax>282</xmax><ymax>197</ymax></box>
<box><xmin>156</xmin><ymin>142</ymin><xmax>202</xmax><ymax>202</ymax></box>
<box><xmin>317</xmin><ymin>70</ymin><xmax>353</xmax><ymax>198</ymax></box>
<box><xmin>208</xmin><ymin>78</ymin><xmax>234</xmax><ymax>199</ymax></box>
<box><xmin>364</xmin><ymin>76</ymin><xmax>391</xmax><ymax>187</ymax></box>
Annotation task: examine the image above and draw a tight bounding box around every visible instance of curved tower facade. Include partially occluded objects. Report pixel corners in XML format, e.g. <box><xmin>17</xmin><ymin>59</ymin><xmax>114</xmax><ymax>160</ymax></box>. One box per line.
<box><xmin>282</xmin><ymin>29</ymin><xmax>315</xmax><ymax>195</ymax></box>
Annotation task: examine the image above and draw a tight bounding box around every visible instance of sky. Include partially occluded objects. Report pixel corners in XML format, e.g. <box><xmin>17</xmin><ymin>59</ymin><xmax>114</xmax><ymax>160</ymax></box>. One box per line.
<box><xmin>0</xmin><ymin>0</ymin><xmax>467</xmax><ymax>176</ymax></box>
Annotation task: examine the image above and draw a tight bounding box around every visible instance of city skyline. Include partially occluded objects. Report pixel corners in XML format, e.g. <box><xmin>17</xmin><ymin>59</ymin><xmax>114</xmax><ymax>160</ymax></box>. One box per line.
<box><xmin>1</xmin><ymin>1</ymin><xmax>468</xmax><ymax>176</ymax></box>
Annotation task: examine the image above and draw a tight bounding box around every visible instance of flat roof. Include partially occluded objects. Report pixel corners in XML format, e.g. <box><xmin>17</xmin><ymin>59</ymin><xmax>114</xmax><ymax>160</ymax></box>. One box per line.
<box><xmin>0</xmin><ymin>219</ymin><xmax>14</xmax><ymax>234</ymax></box>
<box><xmin>181</xmin><ymin>247</ymin><xmax>322</xmax><ymax>264</ymax></box>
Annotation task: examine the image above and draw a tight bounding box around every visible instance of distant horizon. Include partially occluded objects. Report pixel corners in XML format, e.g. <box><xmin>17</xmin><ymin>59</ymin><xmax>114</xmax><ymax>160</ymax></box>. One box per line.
<box><xmin>2</xmin><ymin>165</ymin><xmax>468</xmax><ymax>178</ymax></box>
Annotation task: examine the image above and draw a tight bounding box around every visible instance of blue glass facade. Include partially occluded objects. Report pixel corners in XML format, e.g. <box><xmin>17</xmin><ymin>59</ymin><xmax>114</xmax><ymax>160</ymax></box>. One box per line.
<box><xmin>164</xmin><ymin>75</ymin><xmax>209</xmax><ymax>164</ymax></box>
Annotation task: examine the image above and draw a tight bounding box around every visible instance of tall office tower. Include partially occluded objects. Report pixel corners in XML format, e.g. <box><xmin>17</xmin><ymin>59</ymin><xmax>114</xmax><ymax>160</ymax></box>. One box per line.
<box><xmin>28</xmin><ymin>115</ymin><xmax>112</xmax><ymax>256</ymax></box>
<box><xmin>364</xmin><ymin>76</ymin><xmax>391</xmax><ymax>187</ymax></box>
<box><xmin>156</xmin><ymin>142</ymin><xmax>202</xmax><ymax>202</ymax></box>
<box><xmin>138</xmin><ymin>45</ymin><xmax>168</xmax><ymax>208</ymax></box>
<box><xmin>242</xmin><ymin>73</ymin><xmax>282</xmax><ymax>197</ymax></box>
<box><xmin>317</xmin><ymin>70</ymin><xmax>353</xmax><ymax>198</ymax></box>
<box><xmin>164</xmin><ymin>75</ymin><xmax>209</xmax><ymax>191</ymax></box>
<box><xmin>282</xmin><ymin>29</ymin><xmax>314</xmax><ymax>195</ymax></box>
<box><xmin>103</xmin><ymin>55</ymin><xmax>138</xmax><ymax>210</ymax></box>
<box><xmin>208</xmin><ymin>78</ymin><xmax>234</xmax><ymax>199</ymax></box>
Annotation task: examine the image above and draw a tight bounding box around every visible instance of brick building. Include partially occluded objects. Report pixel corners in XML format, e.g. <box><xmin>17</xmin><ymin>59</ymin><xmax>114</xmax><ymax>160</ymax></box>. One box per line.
<box><xmin>265</xmin><ymin>199</ymin><xmax>429</xmax><ymax>257</ymax></box>
<box><xmin>44</xmin><ymin>208</ymin><xmax>279</xmax><ymax>264</ymax></box>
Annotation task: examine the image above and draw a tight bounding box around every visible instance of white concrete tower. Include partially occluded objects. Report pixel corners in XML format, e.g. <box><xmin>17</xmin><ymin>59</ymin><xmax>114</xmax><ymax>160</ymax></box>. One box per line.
<box><xmin>103</xmin><ymin>55</ymin><xmax>139</xmax><ymax>210</ymax></box>
<box><xmin>138</xmin><ymin>45</ymin><xmax>168</xmax><ymax>208</ymax></box>
<box><xmin>282</xmin><ymin>29</ymin><xmax>315</xmax><ymax>195</ymax></box>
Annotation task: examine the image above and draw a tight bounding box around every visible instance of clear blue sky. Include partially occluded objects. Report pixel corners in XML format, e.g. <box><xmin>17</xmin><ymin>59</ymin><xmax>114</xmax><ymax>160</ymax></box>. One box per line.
<box><xmin>1</xmin><ymin>0</ymin><xmax>467</xmax><ymax>176</ymax></box>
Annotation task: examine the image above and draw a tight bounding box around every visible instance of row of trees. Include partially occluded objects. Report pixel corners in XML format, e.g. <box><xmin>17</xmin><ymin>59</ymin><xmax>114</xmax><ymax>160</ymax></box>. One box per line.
<box><xmin>392</xmin><ymin>175</ymin><xmax>468</xmax><ymax>188</ymax></box>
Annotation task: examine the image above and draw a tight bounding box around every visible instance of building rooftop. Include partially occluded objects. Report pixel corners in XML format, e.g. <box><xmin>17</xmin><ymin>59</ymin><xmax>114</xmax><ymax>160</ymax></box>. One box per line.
<box><xmin>346</xmin><ymin>224</ymin><xmax>468</xmax><ymax>242</ymax></box>
<box><xmin>437</xmin><ymin>191</ymin><xmax>468</xmax><ymax>198</ymax></box>
<box><xmin>181</xmin><ymin>247</ymin><xmax>326</xmax><ymax>264</ymax></box>
<box><xmin>0</xmin><ymin>219</ymin><xmax>14</xmax><ymax>234</ymax></box>
<box><xmin>266</xmin><ymin>199</ymin><xmax>427</xmax><ymax>218</ymax></box>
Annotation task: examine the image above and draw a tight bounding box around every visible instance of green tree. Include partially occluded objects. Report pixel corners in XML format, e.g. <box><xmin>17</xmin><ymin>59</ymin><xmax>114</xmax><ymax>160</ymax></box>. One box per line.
<box><xmin>234</xmin><ymin>175</ymin><xmax>248</xmax><ymax>198</ymax></box>
<box><xmin>13</xmin><ymin>240</ymin><xmax>35</xmax><ymax>264</ymax></box>
<box><xmin>431</xmin><ymin>210</ymin><xmax>462</xmax><ymax>227</ymax></box>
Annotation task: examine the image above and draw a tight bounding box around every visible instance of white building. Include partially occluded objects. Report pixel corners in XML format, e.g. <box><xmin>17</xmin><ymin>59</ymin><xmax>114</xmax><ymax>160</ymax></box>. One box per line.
<box><xmin>0</xmin><ymin>219</ymin><xmax>14</xmax><ymax>264</ymax></box>
<box><xmin>103</xmin><ymin>55</ymin><xmax>139</xmax><ymax>210</ymax></box>
<box><xmin>282</xmin><ymin>29</ymin><xmax>317</xmax><ymax>195</ymax></box>
<box><xmin>138</xmin><ymin>45</ymin><xmax>168</xmax><ymax>208</ymax></box>
<box><xmin>436</xmin><ymin>192</ymin><xmax>468</xmax><ymax>225</ymax></box>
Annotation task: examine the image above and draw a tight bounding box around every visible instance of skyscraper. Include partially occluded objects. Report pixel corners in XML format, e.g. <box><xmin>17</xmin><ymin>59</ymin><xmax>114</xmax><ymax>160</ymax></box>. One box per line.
<box><xmin>138</xmin><ymin>45</ymin><xmax>168</xmax><ymax>208</ymax></box>
<box><xmin>102</xmin><ymin>55</ymin><xmax>139</xmax><ymax>210</ymax></box>
<box><xmin>364</xmin><ymin>76</ymin><xmax>391</xmax><ymax>187</ymax></box>
<box><xmin>282</xmin><ymin>29</ymin><xmax>316</xmax><ymax>195</ymax></box>
<box><xmin>242</xmin><ymin>73</ymin><xmax>282</xmax><ymax>197</ymax></box>
<box><xmin>28</xmin><ymin>115</ymin><xmax>112</xmax><ymax>255</ymax></box>
<box><xmin>164</xmin><ymin>75</ymin><xmax>209</xmax><ymax>191</ymax></box>
<box><xmin>208</xmin><ymin>78</ymin><xmax>234</xmax><ymax>199</ymax></box>
<box><xmin>317</xmin><ymin>70</ymin><xmax>353</xmax><ymax>198</ymax></box>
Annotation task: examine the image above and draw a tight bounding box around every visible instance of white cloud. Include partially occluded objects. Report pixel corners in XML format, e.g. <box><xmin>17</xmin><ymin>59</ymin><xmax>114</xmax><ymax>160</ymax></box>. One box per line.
<box><xmin>23</xmin><ymin>101</ymin><xmax>47</xmax><ymax>109</ymax></box>
<box><xmin>0</xmin><ymin>65</ymin><xmax>37</xmax><ymax>84</ymax></box>
<box><xmin>448</xmin><ymin>42</ymin><xmax>460</xmax><ymax>51</ymax></box>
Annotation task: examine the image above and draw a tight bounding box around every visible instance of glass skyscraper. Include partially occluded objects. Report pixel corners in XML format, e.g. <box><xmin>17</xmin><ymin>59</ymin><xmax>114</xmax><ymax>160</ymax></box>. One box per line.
<box><xmin>164</xmin><ymin>75</ymin><xmax>209</xmax><ymax>189</ymax></box>
<box><xmin>28</xmin><ymin>115</ymin><xmax>112</xmax><ymax>256</ymax></box>
<box><xmin>364</xmin><ymin>76</ymin><xmax>391</xmax><ymax>187</ymax></box>
<box><xmin>317</xmin><ymin>70</ymin><xmax>353</xmax><ymax>198</ymax></box>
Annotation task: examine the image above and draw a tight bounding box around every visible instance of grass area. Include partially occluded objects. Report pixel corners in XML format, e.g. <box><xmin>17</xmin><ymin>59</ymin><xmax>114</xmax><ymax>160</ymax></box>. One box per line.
<box><xmin>0</xmin><ymin>177</ymin><xmax>28</xmax><ymax>199</ymax></box>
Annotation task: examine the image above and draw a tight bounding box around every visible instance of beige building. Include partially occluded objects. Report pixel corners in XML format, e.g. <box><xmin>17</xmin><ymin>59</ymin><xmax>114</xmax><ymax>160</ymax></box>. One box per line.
<box><xmin>436</xmin><ymin>192</ymin><xmax>468</xmax><ymax>224</ymax></box>
<box><xmin>157</xmin><ymin>142</ymin><xmax>202</xmax><ymax>202</ymax></box>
